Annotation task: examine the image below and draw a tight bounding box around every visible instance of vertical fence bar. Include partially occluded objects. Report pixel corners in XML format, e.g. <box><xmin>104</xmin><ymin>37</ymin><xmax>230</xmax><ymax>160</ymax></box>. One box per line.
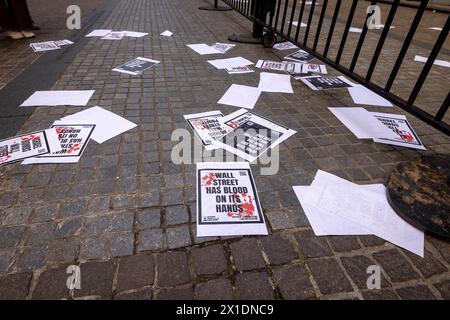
<box><xmin>280</xmin><ymin>0</ymin><xmax>290</xmax><ymax>34</ymax></box>
<box><xmin>323</xmin><ymin>0</ymin><xmax>341</xmax><ymax>58</ymax></box>
<box><xmin>365</xmin><ymin>0</ymin><xmax>399</xmax><ymax>81</ymax></box>
<box><xmin>384</xmin><ymin>0</ymin><xmax>428</xmax><ymax>92</ymax></box>
<box><xmin>335</xmin><ymin>0</ymin><xmax>358</xmax><ymax>64</ymax></box>
<box><xmin>294</xmin><ymin>0</ymin><xmax>306</xmax><ymax>42</ymax></box>
<box><xmin>408</xmin><ymin>15</ymin><xmax>450</xmax><ymax>106</ymax></box>
<box><xmin>274</xmin><ymin>0</ymin><xmax>283</xmax><ymax>30</ymax></box>
<box><xmin>313</xmin><ymin>0</ymin><xmax>328</xmax><ymax>51</ymax></box>
<box><xmin>287</xmin><ymin>0</ymin><xmax>298</xmax><ymax>37</ymax></box>
<box><xmin>246</xmin><ymin>0</ymin><xmax>251</xmax><ymax>17</ymax></box>
<box><xmin>349</xmin><ymin>0</ymin><xmax>378</xmax><ymax>72</ymax></box>
<box><xmin>303</xmin><ymin>0</ymin><xmax>317</xmax><ymax>46</ymax></box>
<box><xmin>435</xmin><ymin>91</ymin><xmax>450</xmax><ymax>121</ymax></box>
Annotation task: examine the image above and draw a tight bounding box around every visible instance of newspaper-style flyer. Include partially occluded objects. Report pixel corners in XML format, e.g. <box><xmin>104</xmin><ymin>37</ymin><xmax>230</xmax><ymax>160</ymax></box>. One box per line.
<box><xmin>112</xmin><ymin>57</ymin><xmax>160</xmax><ymax>75</ymax></box>
<box><xmin>184</xmin><ymin>111</ymin><xmax>225</xmax><ymax>151</ymax></box>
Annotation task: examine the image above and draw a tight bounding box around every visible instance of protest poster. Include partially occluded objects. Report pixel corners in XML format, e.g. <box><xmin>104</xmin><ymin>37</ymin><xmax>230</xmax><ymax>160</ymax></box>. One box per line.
<box><xmin>112</xmin><ymin>57</ymin><xmax>160</xmax><ymax>75</ymax></box>
<box><xmin>184</xmin><ymin>111</ymin><xmax>226</xmax><ymax>151</ymax></box>
<box><xmin>284</xmin><ymin>50</ymin><xmax>314</xmax><ymax>63</ymax></box>
<box><xmin>197</xmin><ymin>162</ymin><xmax>268</xmax><ymax>237</ymax></box>
<box><xmin>225</xmin><ymin>65</ymin><xmax>254</xmax><ymax>74</ymax></box>
<box><xmin>370</xmin><ymin>112</ymin><xmax>426</xmax><ymax>150</ymax></box>
<box><xmin>255</xmin><ymin>60</ymin><xmax>301</xmax><ymax>73</ymax></box>
<box><xmin>0</xmin><ymin>129</ymin><xmax>61</xmax><ymax>166</ymax></box>
<box><xmin>273</xmin><ymin>41</ymin><xmax>298</xmax><ymax>50</ymax></box>
<box><xmin>288</xmin><ymin>64</ymin><xmax>327</xmax><ymax>80</ymax></box>
<box><xmin>54</xmin><ymin>40</ymin><xmax>74</xmax><ymax>46</ymax></box>
<box><xmin>30</xmin><ymin>41</ymin><xmax>60</xmax><ymax>52</ymax></box>
<box><xmin>22</xmin><ymin>124</ymin><xmax>95</xmax><ymax>164</ymax></box>
<box><xmin>213</xmin><ymin>112</ymin><xmax>296</xmax><ymax>162</ymax></box>
<box><xmin>211</xmin><ymin>43</ymin><xmax>236</xmax><ymax>53</ymax></box>
<box><xmin>300</xmin><ymin>76</ymin><xmax>354</xmax><ymax>90</ymax></box>
<box><xmin>101</xmin><ymin>31</ymin><xmax>127</xmax><ymax>40</ymax></box>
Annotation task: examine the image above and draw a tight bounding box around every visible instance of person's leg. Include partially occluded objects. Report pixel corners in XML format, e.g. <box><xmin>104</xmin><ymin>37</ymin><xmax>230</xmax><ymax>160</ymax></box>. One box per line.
<box><xmin>6</xmin><ymin>0</ymin><xmax>34</xmax><ymax>38</ymax></box>
<box><xmin>0</xmin><ymin>0</ymin><xmax>15</xmax><ymax>29</ymax></box>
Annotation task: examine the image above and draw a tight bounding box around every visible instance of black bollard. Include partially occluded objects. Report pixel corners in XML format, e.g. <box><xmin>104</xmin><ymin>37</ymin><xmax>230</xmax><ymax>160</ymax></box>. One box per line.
<box><xmin>199</xmin><ymin>0</ymin><xmax>233</xmax><ymax>11</ymax></box>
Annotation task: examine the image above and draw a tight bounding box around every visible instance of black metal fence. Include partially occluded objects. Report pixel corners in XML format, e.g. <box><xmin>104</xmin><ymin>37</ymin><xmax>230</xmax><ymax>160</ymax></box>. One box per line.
<box><xmin>221</xmin><ymin>0</ymin><xmax>450</xmax><ymax>135</ymax></box>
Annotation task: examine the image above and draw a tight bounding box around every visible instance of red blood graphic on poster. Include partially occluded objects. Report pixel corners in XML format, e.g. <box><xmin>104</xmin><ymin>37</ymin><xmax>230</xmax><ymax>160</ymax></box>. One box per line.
<box><xmin>0</xmin><ymin>152</ymin><xmax>12</xmax><ymax>164</ymax></box>
<box><xmin>241</xmin><ymin>194</ymin><xmax>255</xmax><ymax>217</ymax></box>
<box><xmin>21</xmin><ymin>135</ymin><xmax>40</xmax><ymax>141</ymax></box>
<box><xmin>67</xmin><ymin>144</ymin><xmax>81</xmax><ymax>154</ymax></box>
<box><xmin>228</xmin><ymin>120</ymin><xmax>239</xmax><ymax>129</ymax></box>
<box><xmin>202</xmin><ymin>173</ymin><xmax>216</xmax><ymax>186</ymax></box>
<box><xmin>395</xmin><ymin>127</ymin><xmax>414</xmax><ymax>143</ymax></box>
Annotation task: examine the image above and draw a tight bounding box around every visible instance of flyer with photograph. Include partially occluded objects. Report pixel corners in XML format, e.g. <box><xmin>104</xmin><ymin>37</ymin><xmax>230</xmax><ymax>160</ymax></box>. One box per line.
<box><xmin>284</xmin><ymin>49</ymin><xmax>314</xmax><ymax>63</ymax></box>
<box><xmin>301</xmin><ymin>76</ymin><xmax>354</xmax><ymax>90</ymax></box>
<box><xmin>184</xmin><ymin>111</ymin><xmax>226</xmax><ymax>151</ymax></box>
<box><xmin>112</xmin><ymin>57</ymin><xmax>160</xmax><ymax>75</ymax></box>
<box><xmin>197</xmin><ymin>162</ymin><xmax>268</xmax><ymax>237</ymax></box>
<box><xmin>30</xmin><ymin>41</ymin><xmax>61</xmax><ymax>52</ymax></box>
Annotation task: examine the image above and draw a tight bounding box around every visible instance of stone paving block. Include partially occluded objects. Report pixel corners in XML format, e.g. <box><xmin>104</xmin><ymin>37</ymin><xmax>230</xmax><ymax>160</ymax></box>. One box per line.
<box><xmin>372</xmin><ymin>249</ymin><xmax>420</xmax><ymax>283</ymax></box>
<box><xmin>83</xmin><ymin>215</ymin><xmax>111</xmax><ymax>237</ymax></box>
<box><xmin>137</xmin><ymin>208</ymin><xmax>161</xmax><ymax>229</ymax></box>
<box><xmin>340</xmin><ymin>255</ymin><xmax>390</xmax><ymax>290</ymax></box>
<box><xmin>308</xmin><ymin>258</ymin><xmax>353</xmax><ymax>295</ymax></box>
<box><xmin>191</xmin><ymin>244</ymin><xmax>227</xmax><ymax>276</ymax></box>
<box><xmin>55</xmin><ymin>217</ymin><xmax>83</xmax><ymax>239</ymax></box>
<box><xmin>0</xmin><ymin>272</ymin><xmax>32</xmax><ymax>300</ymax></box>
<box><xmin>156</xmin><ymin>286</ymin><xmax>194</xmax><ymax>300</ymax></box>
<box><xmin>273</xmin><ymin>264</ymin><xmax>315</xmax><ymax>300</ymax></box>
<box><xmin>404</xmin><ymin>250</ymin><xmax>448</xmax><ymax>278</ymax></box>
<box><xmin>0</xmin><ymin>248</ymin><xmax>15</xmax><ymax>272</ymax></box>
<box><xmin>230</xmin><ymin>238</ymin><xmax>266</xmax><ymax>271</ymax></box>
<box><xmin>266</xmin><ymin>209</ymin><xmax>309</xmax><ymax>230</ymax></box>
<box><xmin>47</xmin><ymin>238</ymin><xmax>79</xmax><ymax>265</ymax></box>
<box><xmin>157</xmin><ymin>251</ymin><xmax>190</xmax><ymax>287</ymax></box>
<box><xmin>116</xmin><ymin>254</ymin><xmax>154</xmax><ymax>292</ymax></box>
<box><xmin>109</xmin><ymin>233</ymin><xmax>134</xmax><ymax>258</ymax></box>
<box><xmin>165</xmin><ymin>206</ymin><xmax>189</xmax><ymax>226</ymax></box>
<box><xmin>15</xmin><ymin>246</ymin><xmax>46</xmax><ymax>270</ymax></box>
<box><xmin>236</xmin><ymin>272</ymin><xmax>275</xmax><ymax>300</ymax></box>
<box><xmin>196</xmin><ymin>277</ymin><xmax>234</xmax><ymax>300</ymax></box>
<box><xmin>327</xmin><ymin>236</ymin><xmax>361</xmax><ymax>252</ymax></box>
<box><xmin>74</xmin><ymin>261</ymin><xmax>116</xmax><ymax>298</ymax></box>
<box><xmin>32</xmin><ymin>204</ymin><xmax>58</xmax><ymax>223</ymax></box>
<box><xmin>59</xmin><ymin>199</ymin><xmax>88</xmax><ymax>218</ymax></box>
<box><xmin>31</xmin><ymin>267</ymin><xmax>69</xmax><ymax>300</ymax></box>
<box><xmin>111</xmin><ymin>211</ymin><xmax>135</xmax><ymax>232</ymax></box>
<box><xmin>294</xmin><ymin>230</ymin><xmax>333</xmax><ymax>259</ymax></box>
<box><xmin>137</xmin><ymin>229</ymin><xmax>164</xmax><ymax>252</ymax></box>
<box><xmin>81</xmin><ymin>237</ymin><xmax>107</xmax><ymax>260</ymax></box>
<box><xmin>433</xmin><ymin>280</ymin><xmax>450</xmax><ymax>300</ymax></box>
<box><xmin>259</xmin><ymin>234</ymin><xmax>298</xmax><ymax>265</ymax></box>
<box><xmin>358</xmin><ymin>235</ymin><xmax>387</xmax><ymax>248</ymax></box>
<box><xmin>395</xmin><ymin>285</ymin><xmax>436</xmax><ymax>300</ymax></box>
<box><xmin>361</xmin><ymin>289</ymin><xmax>399</xmax><ymax>300</ymax></box>
<box><xmin>113</xmin><ymin>288</ymin><xmax>153</xmax><ymax>300</ymax></box>
<box><xmin>0</xmin><ymin>226</ymin><xmax>25</xmax><ymax>248</ymax></box>
<box><xmin>166</xmin><ymin>225</ymin><xmax>192</xmax><ymax>249</ymax></box>
<box><xmin>3</xmin><ymin>207</ymin><xmax>33</xmax><ymax>225</ymax></box>
<box><xmin>138</xmin><ymin>192</ymin><xmax>160</xmax><ymax>208</ymax></box>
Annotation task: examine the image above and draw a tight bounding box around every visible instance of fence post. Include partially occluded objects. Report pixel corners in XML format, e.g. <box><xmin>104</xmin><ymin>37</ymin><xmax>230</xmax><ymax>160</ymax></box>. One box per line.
<box><xmin>199</xmin><ymin>0</ymin><xmax>232</xmax><ymax>11</ymax></box>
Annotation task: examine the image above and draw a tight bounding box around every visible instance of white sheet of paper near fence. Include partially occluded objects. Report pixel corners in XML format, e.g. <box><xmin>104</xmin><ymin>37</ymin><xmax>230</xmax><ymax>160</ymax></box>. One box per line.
<box><xmin>207</xmin><ymin>57</ymin><xmax>254</xmax><ymax>69</ymax></box>
<box><xmin>196</xmin><ymin>162</ymin><xmax>268</xmax><ymax>237</ymax></box>
<box><xmin>187</xmin><ymin>44</ymin><xmax>222</xmax><ymax>55</ymax></box>
<box><xmin>258</xmin><ymin>72</ymin><xmax>293</xmax><ymax>93</ymax></box>
<box><xmin>273</xmin><ymin>42</ymin><xmax>299</xmax><ymax>50</ymax></box>
<box><xmin>292</xmin><ymin>21</ymin><xmax>307</xmax><ymax>27</ymax></box>
<box><xmin>160</xmin><ymin>30</ymin><xmax>173</xmax><ymax>37</ymax></box>
<box><xmin>85</xmin><ymin>29</ymin><xmax>112</xmax><ymax>37</ymax></box>
<box><xmin>60</xmin><ymin>106</ymin><xmax>137</xmax><ymax>144</ymax></box>
<box><xmin>414</xmin><ymin>55</ymin><xmax>450</xmax><ymax>68</ymax></box>
<box><xmin>347</xmin><ymin>84</ymin><xmax>393</xmax><ymax>107</ymax></box>
<box><xmin>20</xmin><ymin>90</ymin><xmax>95</xmax><ymax>107</ymax></box>
<box><xmin>218</xmin><ymin>84</ymin><xmax>262</xmax><ymax>110</ymax></box>
<box><xmin>124</xmin><ymin>31</ymin><xmax>149</xmax><ymax>38</ymax></box>
<box><xmin>301</xmin><ymin>170</ymin><xmax>424</xmax><ymax>257</ymax></box>
<box><xmin>349</xmin><ymin>27</ymin><xmax>363</xmax><ymax>33</ymax></box>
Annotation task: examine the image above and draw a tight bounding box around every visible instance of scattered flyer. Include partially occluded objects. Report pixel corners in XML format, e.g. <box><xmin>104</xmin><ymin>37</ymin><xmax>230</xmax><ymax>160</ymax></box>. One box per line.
<box><xmin>85</xmin><ymin>29</ymin><xmax>112</xmax><ymax>37</ymax></box>
<box><xmin>371</xmin><ymin>112</ymin><xmax>426</xmax><ymax>150</ymax></box>
<box><xmin>0</xmin><ymin>129</ymin><xmax>61</xmax><ymax>166</ymax></box>
<box><xmin>288</xmin><ymin>63</ymin><xmax>328</xmax><ymax>79</ymax></box>
<box><xmin>225</xmin><ymin>66</ymin><xmax>254</xmax><ymax>74</ymax></box>
<box><xmin>20</xmin><ymin>90</ymin><xmax>95</xmax><ymax>107</ymax></box>
<box><xmin>101</xmin><ymin>31</ymin><xmax>127</xmax><ymax>40</ymax></box>
<box><xmin>123</xmin><ymin>31</ymin><xmax>149</xmax><ymax>38</ymax></box>
<box><xmin>54</xmin><ymin>40</ymin><xmax>74</xmax><ymax>46</ymax></box>
<box><xmin>30</xmin><ymin>41</ymin><xmax>60</xmax><ymax>52</ymax></box>
<box><xmin>213</xmin><ymin>111</ymin><xmax>297</xmax><ymax>162</ymax></box>
<box><xmin>207</xmin><ymin>57</ymin><xmax>254</xmax><ymax>69</ymax></box>
<box><xmin>184</xmin><ymin>110</ymin><xmax>226</xmax><ymax>151</ymax></box>
<box><xmin>273</xmin><ymin>41</ymin><xmax>298</xmax><ymax>50</ymax></box>
<box><xmin>160</xmin><ymin>30</ymin><xmax>173</xmax><ymax>37</ymax></box>
<box><xmin>112</xmin><ymin>57</ymin><xmax>160</xmax><ymax>75</ymax></box>
<box><xmin>284</xmin><ymin>50</ymin><xmax>314</xmax><ymax>63</ymax></box>
<box><xmin>187</xmin><ymin>44</ymin><xmax>222</xmax><ymax>55</ymax></box>
<box><xmin>22</xmin><ymin>124</ymin><xmax>95</xmax><ymax>164</ymax></box>
<box><xmin>256</xmin><ymin>60</ymin><xmax>301</xmax><ymax>73</ymax></box>
<box><xmin>218</xmin><ymin>84</ymin><xmax>262</xmax><ymax>110</ymax></box>
<box><xmin>414</xmin><ymin>55</ymin><xmax>450</xmax><ymax>68</ymax></box>
<box><xmin>196</xmin><ymin>162</ymin><xmax>268</xmax><ymax>237</ymax></box>
<box><xmin>301</xmin><ymin>75</ymin><xmax>354</xmax><ymax>90</ymax></box>
<box><xmin>211</xmin><ymin>43</ymin><xmax>236</xmax><ymax>53</ymax></box>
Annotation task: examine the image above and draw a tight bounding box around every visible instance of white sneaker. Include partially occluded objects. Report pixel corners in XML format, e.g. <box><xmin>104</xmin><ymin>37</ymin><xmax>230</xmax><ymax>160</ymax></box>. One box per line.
<box><xmin>6</xmin><ymin>31</ymin><xmax>25</xmax><ymax>40</ymax></box>
<box><xmin>21</xmin><ymin>30</ymin><xmax>35</xmax><ymax>38</ymax></box>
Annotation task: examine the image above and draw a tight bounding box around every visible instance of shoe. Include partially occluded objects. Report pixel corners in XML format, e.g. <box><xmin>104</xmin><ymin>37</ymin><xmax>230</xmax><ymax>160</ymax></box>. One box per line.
<box><xmin>6</xmin><ymin>31</ymin><xmax>25</xmax><ymax>40</ymax></box>
<box><xmin>31</xmin><ymin>21</ymin><xmax>40</xmax><ymax>31</ymax></box>
<box><xmin>21</xmin><ymin>30</ymin><xmax>35</xmax><ymax>38</ymax></box>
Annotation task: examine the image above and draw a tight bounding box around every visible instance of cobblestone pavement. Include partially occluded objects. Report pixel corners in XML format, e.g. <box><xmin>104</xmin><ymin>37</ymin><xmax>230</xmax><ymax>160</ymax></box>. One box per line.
<box><xmin>0</xmin><ymin>0</ymin><xmax>449</xmax><ymax>300</ymax></box>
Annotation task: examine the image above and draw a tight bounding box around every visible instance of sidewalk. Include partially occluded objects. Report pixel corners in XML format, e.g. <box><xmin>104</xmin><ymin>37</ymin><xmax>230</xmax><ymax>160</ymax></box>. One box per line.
<box><xmin>0</xmin><ymin>0</ymin><xmax>449</xmax><ymax>300</ymax></box>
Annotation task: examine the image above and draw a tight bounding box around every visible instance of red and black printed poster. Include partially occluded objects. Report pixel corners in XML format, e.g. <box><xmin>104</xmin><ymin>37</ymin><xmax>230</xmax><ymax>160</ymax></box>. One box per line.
<box><xmin>196</xmin><ymin>162</ymin><xmax>268</xmax><ymax>237</ymax></box>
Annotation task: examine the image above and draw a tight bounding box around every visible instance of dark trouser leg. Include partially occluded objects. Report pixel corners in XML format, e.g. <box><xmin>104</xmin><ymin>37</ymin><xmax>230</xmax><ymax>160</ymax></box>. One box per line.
<box><xmin>0</xmin><ymin>0</ymin><xmax>15</xmax><ymax>29</ymax></box>
<box><xmin>6</xmin><ymin>0</ymin><xmax>32</xmax><ymax>30</ymax></box>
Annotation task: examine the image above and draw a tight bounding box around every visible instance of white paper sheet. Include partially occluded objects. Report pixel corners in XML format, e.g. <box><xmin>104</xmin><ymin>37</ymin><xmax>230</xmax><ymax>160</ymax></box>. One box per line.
<box><xmin>258</xmin><ymin>72</ymin><xmax>294</xmax><ymax>93</ymax></box>
<box><xmin>187</xmin><ymin>44</ymin><xmax>222</xmax><ymax>55</ymax></box>
<box><xmin>184</xmin><ymin>110</ymin><xmax>224</xmax><ymax>151</ymax></box>
<box><xmin>124</xmin><ymin>31</ymin><xmax>149</xmax><ymax>38</ymax></box>
<box><xmin>85</xmin><ymin>29</ymin><xmax>112</xmax><ymax>37</ymax></box>
<box><xmin>347</xmin><ymin>84</ymin><xmax>393</xmax><ymax>107</ymax></box>
<box><xmin>349</xmin><ymin>27</ymin><xmax>363</xmax><ymax>33</ymax></box>
<box><xmin>112</xmin><ymin>57</ymin><xmax>160</xmax><ymax>75</ymax></box>
<box><xmin>22</xmin><ymin>123</ymin><xmax>95</xmax><ymax>164</ymax></box>
<box><xmin>101</xmin><ymin>31</ymin><xmax>127</xmax><ymax>40</ymax></box>
<box><xmin>273</xmin><ymin>42</ymin><xmax>299</xmax><ymax>50</ymax></box>
<box><xmin>196</xmin><ymin>162</ymin><xmax>268</xmax><ymax>237</ymax></box>
<box><xmin>20</xmin><ymin>90</ymin><xmax>95</xmax><ymax>107</ymax></box>
<box><xmin>292</xmin><ymin>21</ymin><xmax>307</xmax><ymax>27</ymax></box>
<box><xmin>160</xmin><ymin>30</ymin><xmax>173</xmax><ymax>37</ymax></box>
<box><xmin>30</xmin><ymin>41</ymin><xmax>60</xmax><ymax>52</ymax></box>
<box><xmin>211</xmin><ymin>43</ymin><xmax>236</xmax><ymax>53</ymax></box>
<box><xmin>207</xmin><ymin>57</ymin><xmax>254</xmax><ymax>69</ymax></box>
<box><xmin>302</xmin><ymin>170</ymin><xmax>424</xmax><ymax>257</ymax></box>
<box><xmin>218</xmin><ymin>84</ymin><xmax>262</xmax><ymax>110</ymax></box>
<box><xmin>328</xmin><ymin>107</ymin><xmax>397</xmax><ymax>139</ymax></box>
<box><xmin>60</xmin><ymin>106</ymin><xmax>137</xmax><ymax>144</ymax></box>
<box><xmin>429</xmin><ymin>27</ymin><xmax>443</xmax><ymax>31</ymax></box>
<box><xmin>54</xmin><ymin>40</ymin><xmax>74</xmax><ymax>46</ymax></box>
<box><xmin>225</xmin><ymin>66</ymin><xmax>254</xmax><ymax>74</ymax></box>
<box><xmin>414</xmin><ymin>55</ymin><xmax>450</xmax><ymax>68</ymax></box>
